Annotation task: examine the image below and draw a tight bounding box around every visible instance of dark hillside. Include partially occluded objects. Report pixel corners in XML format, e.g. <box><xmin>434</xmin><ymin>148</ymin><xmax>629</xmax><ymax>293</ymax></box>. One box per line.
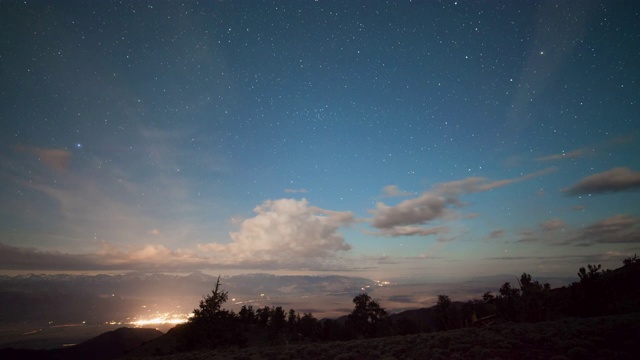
<box><xmin>122</xmin><ymin>312</ymin><xmax>640</xmax><ymax>360</ymax></box>
<box><xmin>64</xmin><ymin>327</ymin><xmax>163</xmax><ymax>360</ymax></box>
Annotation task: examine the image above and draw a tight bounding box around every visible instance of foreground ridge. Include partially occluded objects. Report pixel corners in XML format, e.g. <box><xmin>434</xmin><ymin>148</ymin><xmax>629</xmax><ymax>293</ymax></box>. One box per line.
<box><xmin>124</xmin><ymin>312</ymin><xmax>640</xmax><ymax>360</ymax></box>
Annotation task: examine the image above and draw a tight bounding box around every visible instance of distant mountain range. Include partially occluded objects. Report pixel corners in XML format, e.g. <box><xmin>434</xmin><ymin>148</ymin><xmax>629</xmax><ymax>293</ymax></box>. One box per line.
<box><xmin>0</xmin><ymin>272</ymin><xmax>375</xmax><ymax>325</ymax></box>
<box><xmin>0</xmin><ymin>327</ymin><xmax>162</xmax><ymax>360</ymax></box>
<box><xmin>0</xmin><ymin>272</ymin><xmax>375</xmax><ymax>296</ymax></box>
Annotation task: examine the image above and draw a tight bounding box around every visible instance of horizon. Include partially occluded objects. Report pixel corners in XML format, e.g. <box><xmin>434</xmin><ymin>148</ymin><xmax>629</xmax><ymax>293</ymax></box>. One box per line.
<box><xmin>0</xmin><ymin>268</ymin><xmax>581</xmax><ymax>329</ymax></box>
<box><xmin>1</xmin><ymin>1</ymin><xmax>639</xmax><ymax>289</ymax></box>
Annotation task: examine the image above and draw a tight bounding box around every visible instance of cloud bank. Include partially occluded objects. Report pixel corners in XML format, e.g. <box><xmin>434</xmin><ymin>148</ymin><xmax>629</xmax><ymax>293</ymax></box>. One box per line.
<box><xmin>0</xmin><ymin>242</ymin><xmax>208</xmax><ymax>271</ymax></box>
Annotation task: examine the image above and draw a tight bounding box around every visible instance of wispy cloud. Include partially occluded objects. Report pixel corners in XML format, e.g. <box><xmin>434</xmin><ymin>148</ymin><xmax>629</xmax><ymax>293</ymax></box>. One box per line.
<box><xmin>284</xmin><ymin>188</ymin><xmax>308</xmax><ymax>194</ymax></box>
<box><xmin>535</xmin><ymin>148</ymin><xmax>587</xmax><ymax>162</ymax></box>
<box><xmin>540</xmin><ymin>218</ymin><xmax>566</xmax><ymax>231</ymax></box>
<box><xmin>563</xmin><ymin>167</ymin><xmax>640</xmax><ymax>196</ymax></box>
<box><xmin>534</xmin><ymin>135</ymin><xmax>632</xmax><ymax>164</ymax></box>
<box><xmin>381</xmin><ymin>185</ymin><xmax>413</xmax><ymax>198</ymax></box>
<box><xmin>11</xmin><ymin>145</ymin><xmax>73</xmax><ymax>172</ymax></box>
<box><xmin>486</xmin><ymin>251</ymin><xmax>633</xmax><ymax>265</ymax></box>
<box><xmin>566</xmin><ymin>214</ymin><xmax>640</xmax><ymax>246</ymax></box>
<box><xmin>372</xmin><ymin>225</ymin><xmax>449</xmax><ymax>237</ymax></box>
<box><xmin>369</xmin><ymin>168</ymin><xmax>555</xmax><ymax>237</ymax></box>
<box><xmin>434</xmin><ymin>167</ymin><xmax>556</xmax><ymax>197</ymax></box>
<box><xmin>514</xmin><ymin>214</ymin><xmax>640</xmax><ymax>247</ymax></box>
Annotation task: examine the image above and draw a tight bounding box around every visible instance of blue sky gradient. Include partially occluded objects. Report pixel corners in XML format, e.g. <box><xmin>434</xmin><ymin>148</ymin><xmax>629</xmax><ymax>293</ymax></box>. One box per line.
<box><xmin>1</xmin><ymin>1</ymin><xmax>639</xmax><ymax>280</ymax></box>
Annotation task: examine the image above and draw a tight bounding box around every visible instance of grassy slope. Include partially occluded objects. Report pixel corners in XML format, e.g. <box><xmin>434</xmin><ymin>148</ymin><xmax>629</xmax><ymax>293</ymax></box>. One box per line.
<box><xmin>122</xmin><ymin>312</ymin><xmax>640</xmax><ymax>360</ymax></box>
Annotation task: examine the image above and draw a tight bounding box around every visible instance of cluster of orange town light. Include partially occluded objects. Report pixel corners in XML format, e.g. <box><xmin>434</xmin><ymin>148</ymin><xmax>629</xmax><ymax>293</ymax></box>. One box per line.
<box><xmin>362</xmin><ymin>280</ymin><xmax>391</xmax><ymax>291</ymax></box>
<box><xmin>126</xmin><ymin>304</ymin><xmax>193</xmax><ymax>327</ymax></box>
<box><xmin>130</xmin><ymin>314</ymin><xmax>191</xmax><ymax>327</ymax></box>
<box><xmin>129</xmin><ymin>312</ymin><xmax>193</xmax><ymax>327</ymax></box>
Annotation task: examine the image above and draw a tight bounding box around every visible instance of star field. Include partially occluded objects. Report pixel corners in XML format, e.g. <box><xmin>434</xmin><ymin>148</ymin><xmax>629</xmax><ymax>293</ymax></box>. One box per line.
<box><xmin>1</xmin><ymin>1</ymin><xmax>639</xmax><ymax>279</ymax></box>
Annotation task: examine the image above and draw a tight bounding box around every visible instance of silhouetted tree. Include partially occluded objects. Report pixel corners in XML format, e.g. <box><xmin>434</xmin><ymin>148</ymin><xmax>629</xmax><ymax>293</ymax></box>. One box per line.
<box><xmin>496</xmin><ymin>282</ymin><xmax>521</xmax><ymax>321</ymax></box>
<box><xmin>462</xmin><ymin>298</ymin><xmax>484</xmax><ymax>327</ymax></box>
<box><xmin>347</xmin><ymin>293</ymin><xmax>390</xmax><ymax>338</ymax></box>
<box><xmin>578</xmin><ymin>264</ymin><xmax>602</xmax><ymax>283</ymax></box>
<box><xmin>269</xmin><ymin>306</ymin><xmax>287</xmax><ymax>341</ymax></box>
<box><xmin>435</xmin><ymin>295</ymin><xmax>452</xmax><ymax>330</ymax></box>
<box><xmin>299</xmin><ymin>312</ymin><xmax>320</xmax><ymax>340</ymax></box>
<box><xmin>518</xmin><ymin>273</ymin><xmax>551</xmax><ymax>322</ymax></box>
<box><xmin>179</xmin><ymin>276</ymin><xmax>245</xmax><ymax>350</ymax></box>
<box><xmin>569</xmin><ymin>263</ymin><xmax>611</xmax><ymax>317</ymax></box>
<box><xmin>256</xmin><ymin>306</ymin><xmax>271</xmax><ymax>327</ymax></box>
<box><xmin>239</xmin><ymin>305</ymin><xmax>255</xmax><ymax>324</ymax></box>
<box><xmin>623</xmin><ymin>254</ymin><xmax>638</xmax><ymax>266</ymax></box>
<box><xmin>287</xmin><ymin>309</ymin><xmax>299</xmax><ymax>338</ymax></box>
<box><xmin>482</xmin><ymin>291</ymin><xmax>495</xmax><ymax>304</ymax></box>
<box><xmin>192</xmin><ymin>276</ymin><xmax>228</xmax><ymax>320</ymax></box>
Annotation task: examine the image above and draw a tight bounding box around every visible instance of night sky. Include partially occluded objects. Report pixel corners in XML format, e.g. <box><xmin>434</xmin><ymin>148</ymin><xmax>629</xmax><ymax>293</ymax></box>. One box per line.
<box><xmin>1</xmin><ymin>0</ymin><xmax>639</xmax><ymax>280</ymax></box>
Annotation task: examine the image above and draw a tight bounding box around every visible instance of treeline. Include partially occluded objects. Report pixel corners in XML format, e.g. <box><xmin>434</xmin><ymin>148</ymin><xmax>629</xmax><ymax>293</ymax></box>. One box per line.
<box><xmin>175</xmin><ymin>281</ymin><xmax>395</xmax><ymax>350</ymax></box>
<box><xmin>435</xmin><ymin>254</ymin><xmax>640</xmax><ymax>330</ymax></box>
<box><xmin>175</xmin><ymin>255</ymin><xmax>640</xmax><ymax>352</ymax></box>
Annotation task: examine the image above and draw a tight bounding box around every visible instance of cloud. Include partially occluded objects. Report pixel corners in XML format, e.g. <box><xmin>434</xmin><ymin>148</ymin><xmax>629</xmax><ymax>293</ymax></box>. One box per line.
<box><xmin>540</xmin><ymin>218</ymin><xmax>566</xmax><ymax>231</ymax></box>
<box><xmin>284</xmin><ymin>188</ymin><xmax>308</xmax><ymax>194</ymax></box>
<box><xmin>370</xmin><ymin>168</ymin><xmax>555</xmax><ymax>236</ymax></box>
<box><xmin>568</xmin><ymin>214</ymin><xmax>640</xmax><ymax>245</ymax></box>
<box><xmin>434</xmin><ymin>167</ymin><xmax>556</xmax><ymax>197</ymax></box>
<box><xmin>536</xmin><ymin>136</ymin><xmax>633</xmax><ymax>163</ymax></box>
<box><xmin>0</xmin><ymin>242</ymin><xmax>208</xmax><ymax>271</ymax></box>
<box><xmin>563</xmin><ymin>167</ymin><xmax>640</xmax><ymax>195</ymax></box>
<box><xmin>516</xmin><ymin>229</ymin><xmax>539</xmax><ymax>243</ymax></box>
<box><xmin>198</xmin><ymin>198</ymin><xmax>354</xmax><ymax>269</ymax></box>
<box><xmin>371</xmin><ymin>193</ymin><xmax>449</xmax><ymax>229</ymax></box>
<box><xmin>373</xmin><ymin>225</ymin><xmax>449</xmax><ymax>237</ymax></box>
<box><xmin>535</xmin><ymin>148</ymin><xmax>586</xmax><ymax>162</ymax></box>
<box><xmin>387</xmin><ymin>295</ymin><xmax>417</xmax><ymax>304</ymax></box>
<box><xmin>486</xmin><ymin>252</ymin><xmax>632</xmax><ymax>265</ymax></box>
<box><xmin>381</xmin><ymin>185</ymin><xmax>413</xmax><ymax>198</ymax></box>
<box><xmin>489</xmin><ymin>229</ymin><xmax>505</xmax><ymax>239</ymax></box>
<box><xmin>15</xmin><ymin>145</ymin><xmax>73</xmax><ymax>172</ymax></box>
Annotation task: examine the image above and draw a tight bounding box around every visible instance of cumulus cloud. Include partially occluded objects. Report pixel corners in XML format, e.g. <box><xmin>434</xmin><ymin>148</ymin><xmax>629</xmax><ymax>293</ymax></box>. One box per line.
<box><xmin>198</xmin><ymin>198</ymin><xmax>354</xmax><ymax>269</ymax></box>
<box><xmin>563</xmin><ymin>167</ymin><xmax>640</xmax><ymax>196</ymax></box>
<box><xmin>540</xmin><ymin>218</ymin><xmax>566</xmax><ymax>231</ymax></box>
<box><xmin>370</xmin><ymin>168</ymin><xmax>554</xmax><ymax>236</ymax></box>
